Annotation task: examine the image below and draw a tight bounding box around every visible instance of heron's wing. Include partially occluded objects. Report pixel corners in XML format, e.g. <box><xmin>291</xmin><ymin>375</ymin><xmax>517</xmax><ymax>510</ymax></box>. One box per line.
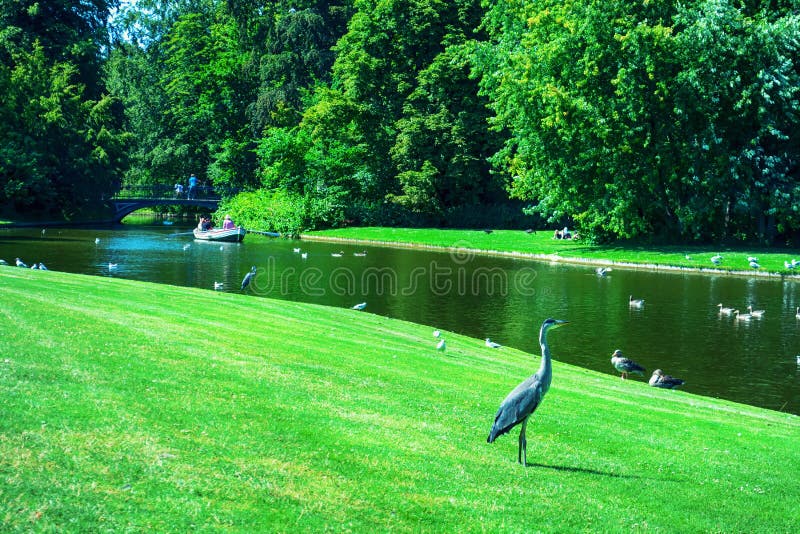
<box><xmin>487</xmin><ymin>376</ymin><xmax>544</xmax><ymax>442</ymax></box>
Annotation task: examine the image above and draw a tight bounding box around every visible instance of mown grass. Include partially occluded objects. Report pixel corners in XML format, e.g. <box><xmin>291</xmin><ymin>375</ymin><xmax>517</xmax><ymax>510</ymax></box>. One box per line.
<box><xmin>1</xmin><ymin>268</ymin><xmax>798</xmax><ymax>532</ymax></box>
<box><xmin>305</xmin><ymin>227</ymin><xmax>800</xmax><ymax>275</ymax></box>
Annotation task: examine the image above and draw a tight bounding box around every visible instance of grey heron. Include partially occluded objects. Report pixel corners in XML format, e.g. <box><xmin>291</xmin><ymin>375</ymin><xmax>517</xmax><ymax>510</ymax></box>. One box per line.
<box><xmin>611</xmin><ymin>349</ymin><xmax>645</xmax><ymax>379</ymax></box>
<box><xmin>487</xmin><ymin>318</ymin><xmax>568</xmax><ymax>465</ymax></box>
<box><xmin>485</xmin><ymin>338</ymin><xmax>502</xmax><ymax>348</ymax></box>
<box><xmin>241</xmin><ymin>266</ymin><xmax>257</xmax><ymax>291</ymax></box>
<box><xmin>649</xmin><ymin>369</ymin><xmax>685</xmax><ymax>389</ymax></box>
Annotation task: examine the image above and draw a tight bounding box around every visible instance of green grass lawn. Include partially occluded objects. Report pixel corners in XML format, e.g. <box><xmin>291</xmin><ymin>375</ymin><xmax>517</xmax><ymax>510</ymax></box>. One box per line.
<box><xmin>305</xmin><ymin>227</ymin><xmax>800</xmax><ymax>275</ymax></box>
<box><xmin>1</xmin><ymin>268</ymin><xmax>798</xmax><ymax>531</ymax></box>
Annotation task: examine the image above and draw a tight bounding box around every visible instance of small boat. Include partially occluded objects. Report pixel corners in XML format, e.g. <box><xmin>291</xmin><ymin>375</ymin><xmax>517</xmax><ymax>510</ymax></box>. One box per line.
<box><xmin>193</xmin><ymin>227</ymin><xmax>246</xmax><ymax>242</ymax></box>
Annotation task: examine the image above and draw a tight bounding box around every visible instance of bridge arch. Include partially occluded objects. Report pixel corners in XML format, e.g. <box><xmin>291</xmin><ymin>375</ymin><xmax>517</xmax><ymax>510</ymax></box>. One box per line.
<box><xmin>109</xmin><ymin>184</ymin><xmax>239</xmax><ymax>222</ymax></box>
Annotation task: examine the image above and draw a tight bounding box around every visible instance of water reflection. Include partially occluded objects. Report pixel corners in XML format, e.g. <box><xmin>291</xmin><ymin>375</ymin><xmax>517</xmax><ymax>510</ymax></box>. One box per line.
<box><xmin>1</xmin><ymin>221</ymin><xmax>798</xmax><ymax>414</ymax></box>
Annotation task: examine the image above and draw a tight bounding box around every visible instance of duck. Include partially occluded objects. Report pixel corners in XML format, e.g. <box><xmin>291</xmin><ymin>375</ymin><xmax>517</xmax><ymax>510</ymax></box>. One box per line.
<box><xmin>649</xmin><ymin>369</ymin><xmax>685</xmax><ymax>389</ymax></box>
<box><xmin>717</xmin><ymin>303</ymin><xmax>735</xmax><ymax>315</ymax></box>
<box><xmin>629</xmin><ymin>295</ymin><xmax>645</xmax><ymax>308</ymax></box>
<box><xmin>611</xmin><ymin>349</ymin><xmax>645</xmax><ymax>380</ymax></box>
<box><xmin>485</xmin><ymin>338</ymin><xmax>502</xmax><ymax>349</ymax></box>
<box><xmin>747</xmin><ymin>305</ymin><xmax>765</xmax><ymax>318</ymax></box>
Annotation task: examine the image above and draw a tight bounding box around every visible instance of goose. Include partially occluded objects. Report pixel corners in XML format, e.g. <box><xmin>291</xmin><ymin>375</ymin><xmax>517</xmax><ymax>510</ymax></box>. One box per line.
<box><xmin>0</xmin><ymin>259</ymin><xmax>7</xmax><ymax>265</ymax></box>
<box><xmin>485</xmin><ymin>338</ymin><xmax>502</xmax><ymax>348</ymax></box>
<box><xmin>649</xmin><ymin>369</ymin><xmax>685</xmax><ymax>389</ymax></box>
<box><xmin>37</xmin><ymin>263</ymin><xmax>47</xmax><ymax>270</ymax></box>
<box><xmin>595</xmin><ymin>267</ymin><xmax>612</xmax><ymax>276</ymax></box>
<box><xmin>710</xmin><ymin>254</ymin><xmax>723</xmax><ymax>265</ymax></box>
<box><xmin>433</xmin><ymin>330</ymin><xmax>441</xmax><ymax>338</ymax></box>
<box><xmin>610</xmin><ymin>349</ymin><xmax>645</xmax><ymax>380</ymax></box>
<box><xmin>747</xmin><ymin>305</ymin><xmax>765</xmax><ymax>318</ymax></box>
<box><xmin>30</xmin><ymin>263</ymin><xmax>38</xmax><ymax>269</ymax></box>
<box><xmin>352</xmin><ymin>302</ymin><xmax>367</xmax><ymax>310</ymax></box>
<box><xmin>733</xmin><ymin>310</ymin><xmax>752</xmax><ymax>321</ymax></box>
<box><xmin>785</xmin><ymin>260</ymin><xmax>795</xmax><ymax>270</ymax></box>
<box><xmin>718</xmin><ymin>303</ymin><xmax>735</xmax><ymax>315</ymax></box>
<box><xmin>629</xmin><ymin>295</ymin><xmax>645</xmax><ymax>308</ymax></box>
<box><xmin>15</xmin><ymin>258</ymin><xmax>28</xmax><ymax>268</ymax></box>
<box><xmin>436</xmin><ymin>338</ymin><xmax>446</xmax><ymax>351</ymax></box>
<box><xmin>749</xmin><ymin>260</ymin><xmax>761</xmax><ymax>269</ymax></box>
<box><xmin>796</xmin><ymin>307</ymin><xmax>800</xmax><ymax>320</ymax></box>
<box><xmin>108</xmin><ymin>262</ymin><xmax>118</xmax><ymax>269</ymax></box>
<box><xmin>213</xmin><ymin>282</ymin><xmax>224</xmax><ymax>290</ymax></box>
<box><xmin>353</xmin><ymin>251</ymin><xmax>367</xmax><ymax>257</ymax></box>
<box><xmin>95</xmin><ymin>237</ymin><xmax>100</xmax><ymax>245</ymax></box>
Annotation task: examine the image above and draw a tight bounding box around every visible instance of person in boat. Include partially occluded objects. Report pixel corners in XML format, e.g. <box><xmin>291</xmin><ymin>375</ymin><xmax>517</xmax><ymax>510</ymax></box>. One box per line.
<box><xmin>197</xmin><ymin>216</ymin><xmax>213</xmax><ymax>231</ymax></box>
<box><xmin>222</xmin><ymin>214</ymin><xmax>236</xmax><ymax>230</ymax></box>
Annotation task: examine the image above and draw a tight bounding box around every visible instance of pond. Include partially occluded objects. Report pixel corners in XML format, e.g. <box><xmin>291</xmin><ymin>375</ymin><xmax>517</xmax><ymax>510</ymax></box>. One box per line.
<box><xmin>2</xmin><ymin>220</ymin><xmax>798</xmax><ymax>415</ymax></box>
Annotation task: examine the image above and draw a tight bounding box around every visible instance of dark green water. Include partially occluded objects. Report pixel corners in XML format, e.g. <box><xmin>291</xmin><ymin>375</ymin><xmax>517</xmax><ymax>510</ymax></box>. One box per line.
<box><xmin>2</xmin><ymin>221</ymin><xmax>799</xmax><ymax>414</ymax></box>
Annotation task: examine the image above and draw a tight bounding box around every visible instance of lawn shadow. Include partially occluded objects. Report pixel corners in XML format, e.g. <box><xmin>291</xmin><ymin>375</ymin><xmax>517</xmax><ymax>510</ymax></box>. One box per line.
<box><xmin>526</xmin><ymin>461</ymin><xmax>637</xmax><ymax>479</ymax></box>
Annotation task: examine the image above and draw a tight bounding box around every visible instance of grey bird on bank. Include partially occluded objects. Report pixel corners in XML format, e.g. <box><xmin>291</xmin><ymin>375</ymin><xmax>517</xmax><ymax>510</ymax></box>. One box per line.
<box><xmin>487</xmin><ymin>318</ymin><xmax>569</xmax><ymax>465</ymax></box>
<box><xmin>241</xmin><ymin>266</ymin><xmax>256</xmax><ymax>291</ymax></box>
<box><xmin>611</xmin><ymin>349</ymin><xmax>645</xmax><ymax>379</ymax></box>
<box><xmin>649</xmin><ymin>369</ymin><xmax>685</xmax><ymax>389</ymax></box>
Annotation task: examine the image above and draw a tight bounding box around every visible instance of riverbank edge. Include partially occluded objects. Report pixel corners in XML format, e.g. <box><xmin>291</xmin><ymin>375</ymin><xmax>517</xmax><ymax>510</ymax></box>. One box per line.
<box><xmin>300</xmin><ymin>233</ymin><xmax>800</xmax><ymax>280</ymax></box>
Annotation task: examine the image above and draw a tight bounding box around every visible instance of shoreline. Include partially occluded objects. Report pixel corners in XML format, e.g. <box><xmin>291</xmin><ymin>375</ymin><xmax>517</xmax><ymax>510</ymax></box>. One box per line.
<box><xmin>301</xmin><ymin>233</ymin><xmax>800</xmax><ymax>280</ymax></box>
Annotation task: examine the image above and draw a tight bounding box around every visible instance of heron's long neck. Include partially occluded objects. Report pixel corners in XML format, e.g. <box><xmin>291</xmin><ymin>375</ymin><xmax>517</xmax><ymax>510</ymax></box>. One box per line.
<box><xmin>538</xmin><ymin>327</ymin><xmax>553</xmax><ymax>389</ymax></box>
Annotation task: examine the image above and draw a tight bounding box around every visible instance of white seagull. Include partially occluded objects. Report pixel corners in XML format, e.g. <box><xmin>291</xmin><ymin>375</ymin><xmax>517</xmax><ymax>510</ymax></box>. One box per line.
<box><xmin>485</xmin><ymin>338</ymin><xmax>502</xmax><ymax>348</ymax></box>
<box><xmin>352</xmin><ymin>302</ymin><xmax>367</xmax><ymax>310</ymax></box>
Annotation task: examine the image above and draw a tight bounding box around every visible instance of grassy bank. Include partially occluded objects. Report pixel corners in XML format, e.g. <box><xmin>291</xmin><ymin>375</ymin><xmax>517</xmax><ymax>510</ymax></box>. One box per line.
<box><xmin>304</xmin><ymin>227</ymin><xmax>800</xmax><ymax>276</ymax></box>
<box><xmin>1</xmin><ymin>268</ymin><xmax>798</xmax><ymax>532</ymax></box>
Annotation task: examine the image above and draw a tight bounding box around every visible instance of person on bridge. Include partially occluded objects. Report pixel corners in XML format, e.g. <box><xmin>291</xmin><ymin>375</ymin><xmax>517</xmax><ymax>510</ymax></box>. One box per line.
<box><xmin>187</xmin><ymin>173</ymin><xmax>198</xmax><ymax>199</ymax></box>
<box><xmin>222</xmin><ymin>214</ymin><xmax>236</xmax><ymax>230</ymax></box>
<box><xmin>174</xmin><ymin>182</ymin><xmax>184</xmax><ymax>198</ymax></box>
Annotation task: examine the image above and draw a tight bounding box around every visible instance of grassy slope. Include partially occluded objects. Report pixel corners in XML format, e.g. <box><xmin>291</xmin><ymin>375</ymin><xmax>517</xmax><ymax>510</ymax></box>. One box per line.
<box><xmin>305</xmin><ymin>228</ymin><xmax>800</xmax><ymax>275</ymax></box>
<box><xmin>1</xmin><ymin>268</ymin><xmax>798</xmax><ymax>532</ymax></box>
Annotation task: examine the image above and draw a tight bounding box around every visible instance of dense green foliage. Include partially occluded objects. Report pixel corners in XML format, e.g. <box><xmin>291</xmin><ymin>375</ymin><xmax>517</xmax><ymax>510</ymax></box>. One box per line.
<box><xmin>3</xmin><ymin>0</ymin><xmax>800</xmax><ymax>242</ymax></box>
<box><xmin>2</xmin><ymin>269</ymin><xmax>798</xmax><ymax>531</ymax></box>
<box><xmin>0</xmin><ymin>0</ymin><xmax>129</xmax><ymax>219</ymax></box>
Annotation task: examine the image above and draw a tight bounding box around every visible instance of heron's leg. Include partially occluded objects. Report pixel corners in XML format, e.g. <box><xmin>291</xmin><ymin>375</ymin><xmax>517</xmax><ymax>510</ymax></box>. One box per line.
<box><xmin>518</xmin><ymin>417</ymin><xmax>529</xmax><ymax>465</ymax></box>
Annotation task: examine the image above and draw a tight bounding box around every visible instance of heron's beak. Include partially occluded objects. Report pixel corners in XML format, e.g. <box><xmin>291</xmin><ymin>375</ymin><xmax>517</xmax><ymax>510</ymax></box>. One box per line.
<box><xmin>554</xmin><ymin>320</ymin><xmax>569</xmax><ymax>328</ymax></box>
